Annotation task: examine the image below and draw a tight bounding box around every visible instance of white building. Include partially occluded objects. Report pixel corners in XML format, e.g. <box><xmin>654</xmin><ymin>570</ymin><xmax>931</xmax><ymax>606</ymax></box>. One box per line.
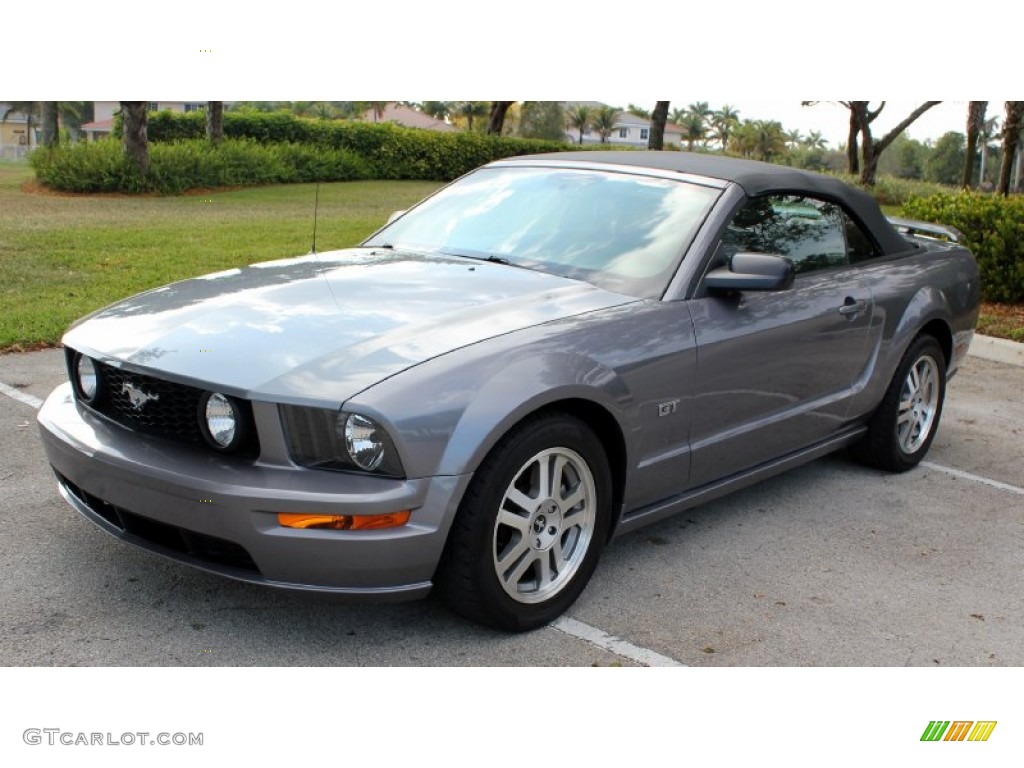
<box><xmin>563</xmin><ymin>101</ymin><xmax>684</xmax><ymax>147</ymax></box>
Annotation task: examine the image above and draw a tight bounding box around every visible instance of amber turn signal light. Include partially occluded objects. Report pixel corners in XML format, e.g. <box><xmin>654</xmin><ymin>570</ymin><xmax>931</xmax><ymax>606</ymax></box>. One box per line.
<box><xmin>277</xmin><ymin>511</ymin><xmax>411</xmax><ymax>530</ymax></box>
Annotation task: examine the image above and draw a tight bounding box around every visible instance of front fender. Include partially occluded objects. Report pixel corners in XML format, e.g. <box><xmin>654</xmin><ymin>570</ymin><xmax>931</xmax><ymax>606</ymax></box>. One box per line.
<box><xmin>435</xmin><ymin>349</ymin><xmax>630</xmax><ymax>477</ymax></box>
<box><xmin>347</xmin><ymin>336</ymin><xmax>633</xmax><ymax>480</ymax></box>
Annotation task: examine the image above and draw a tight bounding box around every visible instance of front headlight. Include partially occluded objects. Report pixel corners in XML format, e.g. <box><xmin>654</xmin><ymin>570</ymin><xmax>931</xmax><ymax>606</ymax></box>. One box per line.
<box><xmin>280</xmin><ymin>405</ymin><xmax>404</xmax><ymax>477</ymax></box>
<box><xmin>343</xmin><ymin>413</ymin><xmax>386</xmax><ymax>471</ymax></box>
<box><xmin>72</xmin><ymin>353</ymin><xmax>99</xmax><ymax>403</ymax></box>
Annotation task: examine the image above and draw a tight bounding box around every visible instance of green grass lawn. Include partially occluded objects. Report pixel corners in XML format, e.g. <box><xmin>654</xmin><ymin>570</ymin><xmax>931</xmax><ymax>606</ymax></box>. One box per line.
<box><xmin>0</xmin><ymin>162</ymin><xmax>441</xmax><ymax>350</ymax></box>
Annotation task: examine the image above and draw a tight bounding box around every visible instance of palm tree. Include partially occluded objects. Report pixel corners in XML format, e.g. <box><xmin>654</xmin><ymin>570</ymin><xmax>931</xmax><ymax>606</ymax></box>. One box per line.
<box><xmin>120</xmin><ymin>101</ymin><xmax>149</xmax><ymax>176</ymax></box>
<box><xmin>456</xmin><ymin>101</ymin><xmax>488</xmax><ymax>132</ymax></box>
<box><xmin>711</xmin><ymin>105</ymin><xmax>740</xmax><ymax>153</ymax></box>
<box><xmin>979</xmin><ymin>115</ymin><xmax>999</xmax><ymax>187</ymax></box>
<box><xmin>683</xmin><ymin>102</ymin><xmax>712</xmax><ymax>149</ymax></box>
<box><xmin>420</xmin><ymin>102</ymin><xmax>451</xmax><ymax>121</ymax></box>
<box><xmin>687</xmin><ymin>101</ymin><xmax>712</xmax><ymax>123</ymax></box>
<box><xmin>669</xmin><ymin>107</ymin><xmax>688</xmax><ymax>126</ymax></box>
<box><xmin>681</xmin><ymin>113</ymin><xmax>706</xmax><ymax>151</ymax></box>
<box><xmin>751</xmin><ymin>120</ymin><xmax>786</xmax><ymax>161</ymax></box>
<box><xmin>206</xmin><ymin>101</ymin><xmax>224</xmax><ymax>143</ymax></box>
<box><xmin>963</xmin><ymin>101</ymin><xmax>987</xmax><ymax>188</ymax></box>
<box><xmin>803</xmin><ymin>130</ymin><xmax>827</xmax><ymax>151</ymax></box>
<box><xmin>590</xmin><ymin>106</ymin><xmax>619</xmax><ymax>143</ymax></box>
<box><xmin>997</xmin><ymin>101</ymin><xmax>1024</xmax><ymax>195</ymax></box>
<box><xmin>784</xmin><ymin>129</ymin><xmax>803</xmax><ymax>150</ymax></box>
<box><xmin>627</xmin><ymin>104</ymin><xmax>651</xmax><ymax>119</ymax></box>
<box><xmin>728</xmin><ymin>121</ymin><xmax>758</xmax><ymax>158</ymax></box>
<box><xmin>566</xmin><ymin>104</ymin><xmax>592</xmax><ymax>144</ymax></box>
<box><xmin>38</xmin><ymin>102</ymin><xmax>62</xmax><ymax>147</ymax></box>
<box><xmin>2</xmin><ymin>101</ymin><xmax>39</xmax><ymax>149</ymax></box>
<box><xmin>367</xmin><ymin>102</ymin><xmax>389</xmax><ymax>122</ymax></box>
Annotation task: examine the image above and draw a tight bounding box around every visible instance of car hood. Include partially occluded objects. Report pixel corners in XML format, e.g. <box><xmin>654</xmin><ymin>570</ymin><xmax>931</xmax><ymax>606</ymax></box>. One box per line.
<box><xmin>64</xmin><ymin>249</ymin><xmax>636</xmax><ymax>404</ymax></box>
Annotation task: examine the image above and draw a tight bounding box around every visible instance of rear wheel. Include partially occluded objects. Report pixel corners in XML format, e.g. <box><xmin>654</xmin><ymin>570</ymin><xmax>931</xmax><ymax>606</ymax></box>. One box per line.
<box><xmin>436</xmin><ymin>413</ymin><xmax>611</xmax><ymax>631</ymax></box>
<box><xmin>852</xmin><ymin>335</ymin><xmax>946</xmax><ymax>472</ymax></box>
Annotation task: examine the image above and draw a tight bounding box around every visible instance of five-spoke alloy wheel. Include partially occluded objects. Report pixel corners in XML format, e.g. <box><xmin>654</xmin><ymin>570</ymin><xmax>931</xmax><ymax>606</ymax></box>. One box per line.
<box><xmin>853</xmin><ymin>334</ymin><xmax>947</xmax><ymax>472</ymax></box>
<box><xmin>437</xmin><ymin>412</ymin><xmax>611</xmax><ymax>631</ymax></box>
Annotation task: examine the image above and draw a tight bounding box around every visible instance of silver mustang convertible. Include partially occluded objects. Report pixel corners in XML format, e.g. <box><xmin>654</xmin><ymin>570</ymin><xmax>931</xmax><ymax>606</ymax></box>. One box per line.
<box><xmin>38</xmin><ymin>152</ymin><xmax>980</xmax><ymax>630</ymax></box>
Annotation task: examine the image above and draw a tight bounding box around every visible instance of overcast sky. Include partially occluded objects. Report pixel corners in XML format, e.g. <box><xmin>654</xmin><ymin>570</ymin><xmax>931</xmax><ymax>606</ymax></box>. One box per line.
<box><xmin>592</xmin><ymin>100</ymin><xmax>985</xmax><ymax>148</ymax></box>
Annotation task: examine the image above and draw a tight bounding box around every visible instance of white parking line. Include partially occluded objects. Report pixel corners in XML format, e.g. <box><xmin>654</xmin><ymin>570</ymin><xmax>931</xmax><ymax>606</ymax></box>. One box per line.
<box><xmin>921</xmin><ymin>460</ymin><xmax>1024</xmax><ymax>497</ymax></box>
<box><xmin>0</xmin><ymin>381</ymin><xmax>43</xmax><ymax>410</ymax></box>
<box><xmin>549</xmin><ymin>616</ymin><xmax>686</xmax><ymax>667</ymax></box>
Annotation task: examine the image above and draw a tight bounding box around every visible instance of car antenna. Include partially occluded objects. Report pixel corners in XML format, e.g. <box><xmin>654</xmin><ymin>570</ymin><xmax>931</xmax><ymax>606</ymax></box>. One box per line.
<box><xmin>309</xmin><ymin>179</ymin><xmax>321</xmax><ymax>254</ymax></box>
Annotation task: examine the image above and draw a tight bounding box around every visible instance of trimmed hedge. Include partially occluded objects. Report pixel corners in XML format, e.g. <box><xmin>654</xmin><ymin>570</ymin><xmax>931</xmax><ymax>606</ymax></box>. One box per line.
<box><xmin>30</xmin><ymin>138</ymin><xmax>370</xmax><ymax>194</ymax></box>
<box><xmin>145</xmin><ymin>110</ymin><xmax>571</xmax><ymax>181</ymax></box>
<box><xmin>38</xmin><ymin>111</ymin><xmax>579</xmax><ymax>193</ymax></box>
<box><xmin>903</xmin><ymin>191</ymin><xmax>1024</xmax><ymax>303</ymax></box>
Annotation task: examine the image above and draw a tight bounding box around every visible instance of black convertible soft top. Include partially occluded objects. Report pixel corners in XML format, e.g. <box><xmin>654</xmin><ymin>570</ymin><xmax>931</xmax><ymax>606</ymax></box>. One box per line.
<box><xmin>508</xmin><ymin>151</ymin><xmax>910</xmax><ymax>256</ymax></box>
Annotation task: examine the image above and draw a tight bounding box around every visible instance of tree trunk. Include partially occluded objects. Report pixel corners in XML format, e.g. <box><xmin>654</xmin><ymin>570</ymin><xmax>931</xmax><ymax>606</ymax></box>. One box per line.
<box><xmin>487</xmin><ymin>101</ymin><xmax>513</xmax><ymax>135</ymax></box>
<box><xmin>846</xmin><ymin>109</ymin><xmax>860</xmax><ymax>174</ymax></box>
<box><xmin>997</xmin><ymin>101</ymin><xmax>1024</xmax><ymax>196</ymax></box>
<box><xmin>962</xmin><ymin>101</ymin><xmax>986</xmax><ymax>188</ymax></box>
<box><xmin>120</xmin><ymin>101</ymin><xmax>149</xmax><ymax>177</ymax></box>
<box><xmin>41</xmin><ymin>102</ymin><xmax>59</xmax><ymax>147</ymax></box>
<box><xmin>648</xmin><ymin>101</ymin><xmax>670</xmax><ymax>150</ymax></box>
<box><xmin>859</xmin><ymin>101</ymin><xmax>939</xmax><ymax>186</ymax></box>
<box><xmin>206</xmin><ymin>101</ymin><xmax>224</xmax><ymax>143</ymax></box>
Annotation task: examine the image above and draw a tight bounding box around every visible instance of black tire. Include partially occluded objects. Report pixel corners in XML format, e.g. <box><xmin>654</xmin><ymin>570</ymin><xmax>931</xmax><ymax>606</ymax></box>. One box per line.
<box><xmin>435</xmin><ymin>412</ymin><xmax>612</xmax><ymax>631</ymax></box>
<box><xmin>852</xmin><ymin>335</ymin><xmax>946</xmax><ymax>473</ymax></box>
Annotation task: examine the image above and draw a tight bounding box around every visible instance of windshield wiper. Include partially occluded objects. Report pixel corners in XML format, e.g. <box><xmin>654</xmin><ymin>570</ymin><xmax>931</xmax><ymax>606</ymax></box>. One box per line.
<box><xmin>441</xmin><ymin>249</ymin><xmax>521</xmax><ymax>268</ymax></box>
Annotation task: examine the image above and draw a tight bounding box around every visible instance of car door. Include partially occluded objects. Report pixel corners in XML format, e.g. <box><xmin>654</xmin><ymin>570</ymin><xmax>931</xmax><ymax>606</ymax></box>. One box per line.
<box><xmin>686</xmin><ymin>194</ymin><xmax>876</xmax><ymax>488</ymax></box>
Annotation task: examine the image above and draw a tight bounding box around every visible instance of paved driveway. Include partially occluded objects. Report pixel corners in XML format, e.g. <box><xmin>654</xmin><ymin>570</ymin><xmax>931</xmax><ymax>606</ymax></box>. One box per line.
<box><xmin>1</xmin><ymin>347</ymin><xmax>1021</xmax><ymax>666</ymax></box>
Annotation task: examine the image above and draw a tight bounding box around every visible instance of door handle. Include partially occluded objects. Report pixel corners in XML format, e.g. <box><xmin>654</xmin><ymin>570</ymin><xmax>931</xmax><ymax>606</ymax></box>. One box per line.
<box><xmin>838</xmin><ymin>298</ymin><xmax>867</xmax><ymax>317</ymax></box>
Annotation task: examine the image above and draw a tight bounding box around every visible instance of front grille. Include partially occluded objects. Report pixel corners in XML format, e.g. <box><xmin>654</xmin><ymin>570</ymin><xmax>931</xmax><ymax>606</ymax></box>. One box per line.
<box><xmin>58</xmin><ymin>473</ymin><xmax>260</xmax><ymax>574</ymax></box>
<box><xmin>102</xmin><ymin>363</ymin><xmax>205</xmax><ymax>443</ymax></box>
<box><xmin>66</xmin><ymin>349</ymin><xmax>259</xmax><ymax>457</ymax></box>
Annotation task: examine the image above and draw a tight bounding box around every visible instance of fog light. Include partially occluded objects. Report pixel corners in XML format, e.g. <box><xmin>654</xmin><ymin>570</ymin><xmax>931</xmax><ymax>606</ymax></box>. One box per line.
<box><xmin>277</xmin><ymin>511</ymin><xmax>411</xmax><ymax>530</ymax></box>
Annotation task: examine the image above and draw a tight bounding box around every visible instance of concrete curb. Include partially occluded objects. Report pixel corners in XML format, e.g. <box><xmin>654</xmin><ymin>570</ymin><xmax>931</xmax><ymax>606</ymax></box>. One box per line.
<box><xmin>968</xmin><ymin>334</ymin><xmax>1024</xmax><ymax>368</ymax></box>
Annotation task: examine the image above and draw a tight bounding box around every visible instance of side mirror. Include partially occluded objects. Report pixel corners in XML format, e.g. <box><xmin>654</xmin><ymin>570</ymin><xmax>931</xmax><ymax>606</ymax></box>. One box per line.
<box><xmin>386</xmin><ymin>210</ymin><xmax>407</xmax><ymax>225</ymax></box>
<box><xmin>704</xmin><ymin>252</ymin><xmax>794</xmax><ymax>292</ymax></box>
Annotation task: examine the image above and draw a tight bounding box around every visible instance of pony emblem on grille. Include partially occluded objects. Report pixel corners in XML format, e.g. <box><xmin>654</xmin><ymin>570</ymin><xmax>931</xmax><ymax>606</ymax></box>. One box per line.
<box><xmin>122</xmin><ymin>382</ymin><xmax>160</xmax><ymax>411</ymax></box>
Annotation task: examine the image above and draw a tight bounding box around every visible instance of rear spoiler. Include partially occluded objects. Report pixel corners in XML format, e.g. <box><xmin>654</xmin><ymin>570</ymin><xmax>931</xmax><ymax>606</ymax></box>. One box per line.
<box><xmin>887</xmin><ymin>216</ymin><xmax>963</xmax><ymax>244</ymax></box>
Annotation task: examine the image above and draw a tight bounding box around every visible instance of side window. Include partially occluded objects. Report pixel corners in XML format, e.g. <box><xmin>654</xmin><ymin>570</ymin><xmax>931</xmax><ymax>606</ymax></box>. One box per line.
<box><xmin>722</xmin><ymin>195</ymin><xmax>849</xmax><ymax>275</ymax></box>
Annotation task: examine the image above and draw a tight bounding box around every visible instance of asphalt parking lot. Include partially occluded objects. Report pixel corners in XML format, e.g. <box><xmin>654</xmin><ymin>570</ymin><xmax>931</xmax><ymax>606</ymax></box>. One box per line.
<box><xmin>1</xmin><ymin>345</ymin><xmax>1021</xmax><ymax>667</ymax></box>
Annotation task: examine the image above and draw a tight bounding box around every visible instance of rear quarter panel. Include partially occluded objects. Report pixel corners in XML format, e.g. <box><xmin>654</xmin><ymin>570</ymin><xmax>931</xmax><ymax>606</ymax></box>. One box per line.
<box><xmin>845</xmin><ymin>241</ymin><xmax>980</xmax><ymax>421</ymax></box>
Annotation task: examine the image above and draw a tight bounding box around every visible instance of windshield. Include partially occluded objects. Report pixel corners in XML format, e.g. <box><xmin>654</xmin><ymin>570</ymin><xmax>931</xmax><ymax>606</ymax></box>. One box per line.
<box><xmin>364</xmin><ymin>165</ymin><xmax>721</xmax><ymax>299</ymax></box>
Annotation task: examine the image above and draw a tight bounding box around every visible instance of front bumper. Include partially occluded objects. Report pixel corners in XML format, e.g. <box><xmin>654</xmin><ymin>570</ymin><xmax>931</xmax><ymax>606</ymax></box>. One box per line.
<box><xmin>37</xmin><ymin>383</ymin><xmax>470</xmax><ymax>600</ymax></box>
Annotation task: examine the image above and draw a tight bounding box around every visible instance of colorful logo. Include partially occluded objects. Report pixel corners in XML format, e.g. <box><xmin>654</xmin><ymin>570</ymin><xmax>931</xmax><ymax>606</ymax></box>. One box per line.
<box><xmin>921</xmin><ymin>721</ymin><xmax>997</xmax><ymax>742</ymax></box>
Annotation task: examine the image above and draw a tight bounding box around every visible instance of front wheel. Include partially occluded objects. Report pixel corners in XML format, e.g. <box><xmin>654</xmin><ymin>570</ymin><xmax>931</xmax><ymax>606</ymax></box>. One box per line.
<box><xmin>852</xmin><ymin>335</ymin><xmax>946</xmax><ymax>472</ymax></box>
<box><xmin>436</xmin><ymin>413</ymin><xmax>611</xmax><ymax>631</ymax></box>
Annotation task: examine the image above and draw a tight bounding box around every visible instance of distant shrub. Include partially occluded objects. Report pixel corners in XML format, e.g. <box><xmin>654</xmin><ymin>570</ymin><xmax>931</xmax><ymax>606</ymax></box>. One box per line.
<box><xmin>828</xmin><ymin>172</ymin><xmax>956</xmax><ymax>207</ymax></box>
<box><xmin>903</xmin><ymin>191</ymin><xmax>1024</xmax><ymax>303</ymax></box>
